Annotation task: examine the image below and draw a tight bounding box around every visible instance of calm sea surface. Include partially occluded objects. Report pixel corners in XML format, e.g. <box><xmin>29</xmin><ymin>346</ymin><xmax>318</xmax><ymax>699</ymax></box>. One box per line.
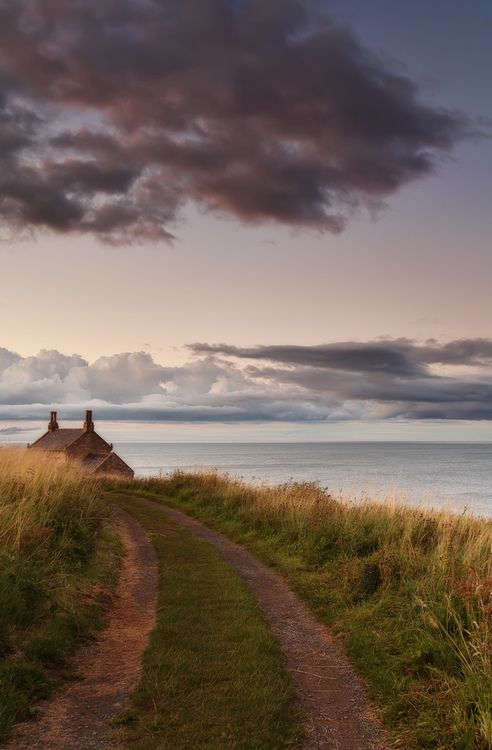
<box><xmin>114</xmin><ymin>442</ymin><xmax>492</xmax><ymax>517</ymax></box>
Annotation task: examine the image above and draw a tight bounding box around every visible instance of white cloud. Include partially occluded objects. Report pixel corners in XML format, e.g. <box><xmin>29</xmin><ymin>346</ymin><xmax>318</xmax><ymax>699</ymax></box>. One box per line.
<box><xmin>68</xmin><ymin>351</ymin><xmax>168</xmax><ymax>403</ymax></box>
<box><xmin>0</xmin><ymin>339</ymin><xmax>491</xmax><ymax>423</ymax></box>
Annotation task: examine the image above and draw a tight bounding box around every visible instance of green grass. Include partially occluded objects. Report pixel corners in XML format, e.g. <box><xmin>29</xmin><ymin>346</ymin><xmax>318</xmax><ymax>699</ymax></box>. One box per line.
<box><xmin>0</xmin><ymin>448</ymin><xmax>121</xmax><ymax>740</ymax></box>
<box><xmin>113</xmin><ymin>493</ymin><xmax>302</xmax><ymax>750</ymax></box>
<box><xmin>111</xmin><ymin>473</ymin><xmax>492</xmax><ymax>750</ymax></box>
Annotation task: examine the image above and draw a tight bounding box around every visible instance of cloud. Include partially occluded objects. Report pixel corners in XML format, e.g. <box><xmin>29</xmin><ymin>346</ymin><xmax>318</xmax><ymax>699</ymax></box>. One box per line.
<box><xmin>1</xmin><ymin>338</ymin><xmax>492</xmax><ymax>423</ymax></box>
<box><xmin>0</xmin><ymin>425</ymin><xmax>36</xmax><ymax>435</ymax></box>
<box><xmin>0</xmin><ymin>0</ymin><xmax>470</xmax><ymax>243</ymax></box>
<box><xmin>0</xmin><ymin>346</ymin><xmax>21</xmax><ymax>372</ymax></box>
<box><xmin>187</xmin><ymin>339</ymin><xmax>492</xmax><ymax>421</ymax></box>
<box><xmin>189</xmin><ymin>341</ymin><xmax>427</xmax><ymax>376</ymax></box>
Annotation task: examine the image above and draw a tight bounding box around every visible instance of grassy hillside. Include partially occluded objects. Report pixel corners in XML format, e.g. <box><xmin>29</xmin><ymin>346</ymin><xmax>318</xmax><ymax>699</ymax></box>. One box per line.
<box><xmin>0</xmin><ymin>448</ymin><xmax>120</xmax><ymax>740</ymax></box>
<box><xmin>114</xmin><ymin>472</ymin><xmax>492</xmax><ymax>750</ymax></box>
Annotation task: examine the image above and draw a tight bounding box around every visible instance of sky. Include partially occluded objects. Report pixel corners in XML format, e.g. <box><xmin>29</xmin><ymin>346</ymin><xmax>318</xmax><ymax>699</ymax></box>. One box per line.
<box><xmin>0</xmin><ymin>0</ymin><xmax>491</xmax><ymax>442</ymax></box>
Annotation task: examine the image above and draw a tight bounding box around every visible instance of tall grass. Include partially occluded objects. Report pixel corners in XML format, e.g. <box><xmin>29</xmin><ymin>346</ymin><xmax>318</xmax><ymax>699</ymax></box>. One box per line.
<box><xmin>119</xmin><ymin>471</ymin><xmax>492</xmax><ymax>750</ymax></box>
<box><xmin>0</xmin><ymin>448</ymin><xmax>118</xmax><ymax>740</ymax></box>
<box><xmin>0</xmin><ymin>447</ymin><xmax>103</xmax><ymax>558</ymax></box>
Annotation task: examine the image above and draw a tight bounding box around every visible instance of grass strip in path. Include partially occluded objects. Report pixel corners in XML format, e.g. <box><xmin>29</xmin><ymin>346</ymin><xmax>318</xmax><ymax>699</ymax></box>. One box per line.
<box><xmin>114</xmin><ymin>494</ymin><xmax>302</xmax><ymax>750</ymax></box>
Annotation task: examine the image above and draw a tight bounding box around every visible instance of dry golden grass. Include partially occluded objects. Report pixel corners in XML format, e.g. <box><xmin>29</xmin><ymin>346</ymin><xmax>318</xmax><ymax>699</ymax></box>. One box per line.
<box><xmin>0</xmin><ymin>447</ymin><xmax>103</xmax><ymax>555</ymax></box>
<box><xmin>0</xmin><ymin>447</ymin><xmax>116</xmax><ymax>740</ymax></box>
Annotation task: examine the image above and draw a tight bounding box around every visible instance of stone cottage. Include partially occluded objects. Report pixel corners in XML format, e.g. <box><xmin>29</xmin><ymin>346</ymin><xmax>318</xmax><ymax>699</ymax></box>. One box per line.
<box><xmin>29</xmin><ymin>410</ymin><xmax>134</xmax><ymax>480</ymax></box>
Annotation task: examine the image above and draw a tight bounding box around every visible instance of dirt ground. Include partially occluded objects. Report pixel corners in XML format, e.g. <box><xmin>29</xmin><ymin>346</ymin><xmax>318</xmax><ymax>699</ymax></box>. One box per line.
<box><xmin>5</xmin><ymin>497</ymin><xmax>391</xmax><ymax>750</ymax></box>
<box><xmin>139</xmin><ymin>497</ymin><xmax>390</xmax><ymax>750</ymax></box>
<box><xmin>4</xmin><ymin>508</ymin><xmax>158</xmax><ymax>750</ymax></box>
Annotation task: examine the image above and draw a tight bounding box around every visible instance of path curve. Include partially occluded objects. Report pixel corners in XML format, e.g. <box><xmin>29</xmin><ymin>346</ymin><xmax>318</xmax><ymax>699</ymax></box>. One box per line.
<box><xmin>138</xmin><ymin>496</ymin><xmax>390</xmax><ymax>750</ymax></box>
<box><xmin>5</xmin><ymin>508</ymin><xmax>158</xmax><ymax>750</ymax></box>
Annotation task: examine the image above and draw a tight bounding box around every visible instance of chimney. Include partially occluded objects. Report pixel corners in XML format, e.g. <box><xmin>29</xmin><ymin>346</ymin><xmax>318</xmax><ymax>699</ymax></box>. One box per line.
<box><xmin>48</xmin><ymin>411</ymin><xmax>59</xmax><ymax>432</ymax></box>
<box><xmin>83</xmin><ymin>409</ymin><xmax>95</xmax><ymax>433</ymax></box>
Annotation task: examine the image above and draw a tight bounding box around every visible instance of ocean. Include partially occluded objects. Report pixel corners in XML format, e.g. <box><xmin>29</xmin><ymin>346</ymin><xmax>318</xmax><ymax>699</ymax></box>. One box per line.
<box><xmin>113</xmin><ymin>442</ymin><xmax>492</xmax><ymax>517</ymax></box>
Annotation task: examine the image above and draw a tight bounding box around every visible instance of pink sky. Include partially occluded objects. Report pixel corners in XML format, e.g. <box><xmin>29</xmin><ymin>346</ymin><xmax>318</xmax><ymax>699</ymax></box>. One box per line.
<box><xmin>1</xmin><ymin>1</ymin><xmax>491</xmax><ymax>440</ymax></box>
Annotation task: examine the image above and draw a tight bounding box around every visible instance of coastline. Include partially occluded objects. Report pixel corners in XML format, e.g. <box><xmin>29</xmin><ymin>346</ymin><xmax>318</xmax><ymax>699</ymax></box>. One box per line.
<box><xmin>113</xmin><ymin>441</ymin><xmax>492</xmax><ymax>517</ymax></box>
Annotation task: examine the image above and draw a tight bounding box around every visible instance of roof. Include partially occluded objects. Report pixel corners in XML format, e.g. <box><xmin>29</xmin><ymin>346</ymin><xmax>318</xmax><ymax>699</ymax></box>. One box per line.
<box><xmin>30</xmin><ymin>429</ymin><xmax>84</xmax><ymax>451</ymax></box>
<box><xmin>80</xmin><ymin>453</ymin><xmax>110</xmax><ymax>472</ymax></box>
<box><xmin>81</xmin><ymin>451</ymin><xmax>134</xmax><ymax>476</ymax></box>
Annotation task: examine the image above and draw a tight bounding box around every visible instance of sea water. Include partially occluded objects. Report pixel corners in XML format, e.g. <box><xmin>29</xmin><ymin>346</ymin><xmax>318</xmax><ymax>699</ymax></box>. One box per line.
<box><xmin>113</xmin><ymin>442</ymin><xmax>492</xmax><ymax>517</ymax></box>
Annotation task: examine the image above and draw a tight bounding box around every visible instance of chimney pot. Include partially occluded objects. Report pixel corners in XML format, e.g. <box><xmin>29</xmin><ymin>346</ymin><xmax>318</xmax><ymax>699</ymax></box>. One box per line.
<box><xmin>48</xmin><ymin>411</ymin><xmax>59</xmax><ymax>431</ymax></box>
<box><xmin>83</xmin><ymin>409</ymin><xmax>94</xmax><ymax>433</ymax></box>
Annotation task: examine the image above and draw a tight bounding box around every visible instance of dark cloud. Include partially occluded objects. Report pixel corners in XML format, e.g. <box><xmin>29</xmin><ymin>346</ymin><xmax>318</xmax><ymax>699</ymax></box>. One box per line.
<box><xmin>187</xmin><ymin>338</ymin><xmax>492</xmax><ymax>421</ymax></box>
<box><xmin>0</xmin><ymin>0</ymin><xmax>470</xmax><ymax>243</ymax></box>
<box><xmin>0</xmin><ymin>339</ymin><xmax>492</xmax><ymax>423</ymax></box>
<box><xmin>417</xmin><ymin>338</ymin><xmax>492</xmax><ymax>366</ymax></box>
<box><xmin>190</xmin><ymin>339</ymin><xmax>492</xmax><ymax>373</ymax></box>
<box><xmin>189</xmin><ymin>341</ymin><xmax>426</xmax><ymax>376</ymax></box>
<box><xmin>0</xmin><ymin>425</ymin><xmax>35</xmax><ymax>435</ymax></box>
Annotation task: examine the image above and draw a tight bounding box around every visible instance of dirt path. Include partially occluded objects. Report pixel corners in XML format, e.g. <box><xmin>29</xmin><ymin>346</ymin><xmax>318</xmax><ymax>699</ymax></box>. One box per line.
<box><xmin>5</xmin><ymin>508</ymin><xmax>158</xmax><ymax>750</ymax></box>
<box><xmin>136</xmin><ymin>496</ymin><xmax>390</xmax><ymax>750</ymax></box>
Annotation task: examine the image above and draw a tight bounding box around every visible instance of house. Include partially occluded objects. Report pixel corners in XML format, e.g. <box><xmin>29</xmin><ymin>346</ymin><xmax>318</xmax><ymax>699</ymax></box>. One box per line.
<box><xmin>29</xmin><ymin>410</ymin><xmax>134</xmax><ymax>480</ymax></box>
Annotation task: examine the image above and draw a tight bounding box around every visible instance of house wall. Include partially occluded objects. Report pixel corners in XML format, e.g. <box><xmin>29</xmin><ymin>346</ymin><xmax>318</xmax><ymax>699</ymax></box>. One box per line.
<box><xmin>66</xmin><ymin>432</ymin><xmax>111</xmax><ymax>460</ymax></box>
